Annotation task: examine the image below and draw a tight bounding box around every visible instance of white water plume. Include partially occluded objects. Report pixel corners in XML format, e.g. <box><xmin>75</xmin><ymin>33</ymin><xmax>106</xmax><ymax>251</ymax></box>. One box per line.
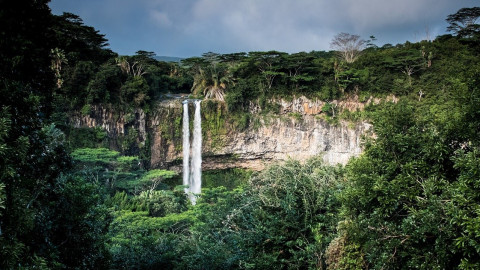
<box><xmin>182</xmin><ymin>99</ymin><xmax>202</xmax><ymax>204</ymax></box>
<box><xmin>182</xmin><ymin>101</ymin><xmax>190</xmax><ymax>194</ymax></box>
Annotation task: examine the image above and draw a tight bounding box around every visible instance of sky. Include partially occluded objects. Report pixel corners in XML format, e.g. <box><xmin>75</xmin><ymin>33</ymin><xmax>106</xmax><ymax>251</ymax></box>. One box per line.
<box><xmin>49</xmin><ymin>0</ymin><xmax>478</xmax><ymax>58</ymax></box>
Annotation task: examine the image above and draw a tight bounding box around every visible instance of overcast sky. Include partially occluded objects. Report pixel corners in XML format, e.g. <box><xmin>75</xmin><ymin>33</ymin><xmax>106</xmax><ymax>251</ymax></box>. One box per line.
<box><xmin>49</xmin><ymin>0</ymin><xmax>478</xmax><ymax>58</ymax></box>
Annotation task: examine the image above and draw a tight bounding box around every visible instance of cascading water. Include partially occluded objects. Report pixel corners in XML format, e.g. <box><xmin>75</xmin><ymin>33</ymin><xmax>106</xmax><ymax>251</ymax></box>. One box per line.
<box><xmin>182</xmin><ymin>99</ymin><xmax>202</xmax><ymax>204</ymax></box>
<box><xmin>182</xmin><ymin>101</ymin><xmax>190</xmax><ymax>194</ymax></box>
<box><xmin>190</xmin><ymin>100</ymin><xmax>202</xmax><ymax>204</ymax></box>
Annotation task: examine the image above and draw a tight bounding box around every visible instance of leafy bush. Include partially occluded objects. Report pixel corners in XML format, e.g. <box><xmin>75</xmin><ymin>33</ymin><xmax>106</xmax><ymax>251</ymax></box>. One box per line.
<box><xmin>201</xmin><ymin>168</ymin><xmax>251</xmax><ymax>190</ymax></box>
<box><xmin>67</xmin><ymin>127</ymin><xmax>108</xmax><ymax>148</ymax></box>
<box><xmin>116</xmin><ymin>155</ymin><xmax>139</xmax><ymax>171</ymax></box>
<box><xmin>178</xmin><ymin>157</ymin><xmax>344</xmax><ymax>269</ymax></box>
<box><xmin>335</xmin><ymin>96</ymin><xmax>480</xmax><ymax>269</ymax></box>
<box><xmin>71</xmin><ymin>147</ymin><xmax>119</xmax><ymax>164</ymax></box>
<box><xmin>80</xmin><ymin>104</ymin><xmax>91</xmax><ymax>115</ymax></box>
<box><xmin>107</xmin><ymin>210</ymin><xmax>194</xmax><ymax>269</ymax></box>
<box><xmin>112</xmin><ymin>169</ymin><xmax>178</xmax><ymax>193</ymax></box>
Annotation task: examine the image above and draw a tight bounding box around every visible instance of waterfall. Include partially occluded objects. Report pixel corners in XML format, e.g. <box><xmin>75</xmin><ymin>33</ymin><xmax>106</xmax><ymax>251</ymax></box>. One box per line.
<box><xmin>182</xmin><ymin>101</ymin><xmax>190</xmax><ymax>194</ymax></box>
<box><xmin>182</xmin><ymin>99</ymin><xmax>202</xmax><ymax>204</ymax></box>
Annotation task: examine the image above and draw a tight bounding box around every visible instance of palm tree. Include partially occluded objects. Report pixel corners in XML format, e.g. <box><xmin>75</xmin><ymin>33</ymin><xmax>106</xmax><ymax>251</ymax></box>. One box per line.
<box><xmin>50</xmin><ymin>48</ymin><xmax>68</xmax><ymax>88</ymax></box>
<box><xmin>115</xmin><ymin>56</ymin><xmax>147</xmax><ymax>77</ymax></box>
<box><xmin>191</xmin><ymin>63</ymin><xmax>233</xmax><ymax>101</ymax></box>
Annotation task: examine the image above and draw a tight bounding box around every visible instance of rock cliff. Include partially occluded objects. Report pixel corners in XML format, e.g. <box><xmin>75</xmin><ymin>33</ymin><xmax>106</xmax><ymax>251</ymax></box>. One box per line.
<box><xmin>149</xmin><ymin>96</ymin><xmax>372</xmax><ymax>171</ymax></box>
<box><xmin>72</xmin><ymin>96</ymin><xmax>374</xmax><ymax>171</ymax></box>
<box><xmin>199</xmin><ymin>116</ymin><xmax>370</xmax><ymax>170</ymax></box>
<box><xmin>72</xmin><ymin>105</ymin><xmax>147</xmax><ymax>149</ymax></box>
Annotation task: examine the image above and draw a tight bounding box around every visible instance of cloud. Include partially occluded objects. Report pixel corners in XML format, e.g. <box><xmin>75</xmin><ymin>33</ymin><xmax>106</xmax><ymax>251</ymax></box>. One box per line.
<box><xmin>50</xmin><ymin>0</ymin><xmax>475</xmax><ymax>57</ymax></box>
<box><xmin>150</xmin><ymin>10</ymin><xmax>172</xmax><ymax>27</ymax></box>
<box><xmin>181</xmin><ymin>0</ymin><xmax>336</xmax><ymax>52</ymax></box>
<box><xmin>341</xmin><ymin>0</ymin><xmax>456</xmax><ymax>32</ymax></box>
<box><xmin>168</xmin><ymin>0</ymin><xmax>457</xmax><ymax>53</ymax></box>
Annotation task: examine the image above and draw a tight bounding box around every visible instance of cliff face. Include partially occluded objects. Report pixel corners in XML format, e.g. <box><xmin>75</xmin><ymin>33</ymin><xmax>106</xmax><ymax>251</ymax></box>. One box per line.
<box><xmin>216</xmin><ymin>116</ymin><xmax>368</xmax><ymax>169</ymax></box>
<box><xmin>72</xmin><ymin>96</ymin><xmax>373</xmax><ymax>171</ymax></box>
<box><xmin>72</xmin><ymin>105</ymin><xmax>146</xmax><ymax>139</ymax></box>
<box><xmin>71</xmin><ymin>105</ymin><xmax>147</xmax><ymax>150</ymax></box>
<box><xmin>149</xmin><ymin>96</ymin><xmax>372</xmax><ymax>171</ymax></box>
<box><xmin>194</xmin><ymin>116</ymin><xmax>370</xmax><ymax>171</ymax></box>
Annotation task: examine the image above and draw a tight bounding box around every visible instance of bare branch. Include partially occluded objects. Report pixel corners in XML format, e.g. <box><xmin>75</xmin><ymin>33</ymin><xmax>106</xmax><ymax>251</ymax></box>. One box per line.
<box><xmin>330</xmin><ymin>32</ymin><xmax>366</xmax><ymax>63</ymax></box>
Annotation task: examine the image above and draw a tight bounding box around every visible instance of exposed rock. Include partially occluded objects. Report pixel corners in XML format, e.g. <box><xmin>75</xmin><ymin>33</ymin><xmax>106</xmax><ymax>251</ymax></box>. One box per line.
<box><xmin>275</xmin><ymin>94</ymin><xmax>398</xmax><ymax>116</ymax></box>
<box><xmin>72</xmin><ymin>96</ymin><xmax>380</xmax><ymax>171</ymax></box>
<box><xmin>149</xmin><ymin>99</ymin><xmax>183</xmax><ymax>168</ymax></box>
<box><xmin>71</xmin><ymin>105</ymin><xmax>147</xmax><ymax>149</ymax></box>
<box><xmin>155</xmin><ymin>114</ymin><xmax>370</xmax><ymax>171</ymax></box>
<box><xmin>72</xmin><ymin>105</ymin><xmax>126</xmax><ymax>136</ymax></box>
<box><xmin>149</xmin><ymin>96</ymin><xmax>373</xmax><ymax>171</ymax></box>
<box><xmin>278</xmin><ymin>96</ymin><xmax>325</xmax><ymax>115</ymax></box>
<box><xmin>228</xmin><ymin>117</ymin><xmax>370</xmax><ymax>167</ymax></box>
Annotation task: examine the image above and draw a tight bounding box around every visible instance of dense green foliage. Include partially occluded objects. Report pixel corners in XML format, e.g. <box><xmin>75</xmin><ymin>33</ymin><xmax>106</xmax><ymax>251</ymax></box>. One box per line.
<box><xmin>99</xmin><ymin>158</ymin><xmax>344</xmax><ymax>269</ymax></box>
<box><xmin>335</xmin><ymin>83</ymin><xmax>480</xmax><ymax>268</ymax></box>
<box><xmin>0</xmin><ymin>1</ymin><xmax>109</xmax><ymax>268</ymax></box>
<box><xmin>202</xmin><ymin>168</ymin><xmax>252</xmax><ymax>190</ymax></box>
<box><xmin>2</xmin><ymin>1</ymin><xmax>480</xmax><ymax>269</ymax></box>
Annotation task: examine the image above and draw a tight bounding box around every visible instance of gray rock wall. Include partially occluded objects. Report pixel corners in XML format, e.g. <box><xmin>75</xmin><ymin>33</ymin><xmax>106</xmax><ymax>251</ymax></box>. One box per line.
<box><xmin>150</xmin><ymin>96</ymin><xmax>372</xmax><ymax>171</ymax></box>
<box><xmin>72</xmin><ymin>96</ymin><xmax>374</xmax><ymax>171</ymax></box>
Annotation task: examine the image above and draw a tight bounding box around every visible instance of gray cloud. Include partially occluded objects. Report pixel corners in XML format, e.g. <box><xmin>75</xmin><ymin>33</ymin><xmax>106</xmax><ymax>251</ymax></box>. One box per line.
<box><xmin>50</xmin><ymin>0</ymin><xmax>476</xmax><ymax>57</ymax></box>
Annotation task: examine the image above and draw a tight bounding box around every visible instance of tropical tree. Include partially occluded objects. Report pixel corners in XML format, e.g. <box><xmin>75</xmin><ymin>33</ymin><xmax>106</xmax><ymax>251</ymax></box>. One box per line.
<box><xmin>115</xmin><ymin>56</ymin><xmax>148</xmax><ymax>77</ymax></box>
<box><xmin>50</xmin><ymin>48</ymin><xmax>68</xmax><ymax>88</ymax></box>
<box><xmin>283</xmin><ymin>52</ymin><xmax>317</xmax><ymax>92</ymax></box>
<box><xmin>178</xmin><ymin>157</ymin><xmax>344</xmax><ymax>269</ymax></box>
<box><xmin>330</xmin><ymin>32</ymin><xmax>366</xmax><ymax>63</ymax></box>
<box><xmin>52</xmin><ymin>12</ymin><xmax>113</xmax><ymax>63</ymax></box>
<box><xmin>384</xmin><ymin>48</ymin><xmax>425</xmax><ymax>86</ymax></box>
<box><xmin>249</xmin><ymin>51</ymin><xmax>287</xmax><ymax>90</ymax></box>
<box><xmin>190</xmin><ymin>53</ymin><xmax>234</xmax><ymax>101</ymax></box>
<box><xmin>446</xmin><ymin>7</ymin><xmax>480</xmax><ymax>38</ymax></box>
<box><xmin>336</xmin><ymin>98</ymin><xmax>475</xmax><ymax>269</ymax></box>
